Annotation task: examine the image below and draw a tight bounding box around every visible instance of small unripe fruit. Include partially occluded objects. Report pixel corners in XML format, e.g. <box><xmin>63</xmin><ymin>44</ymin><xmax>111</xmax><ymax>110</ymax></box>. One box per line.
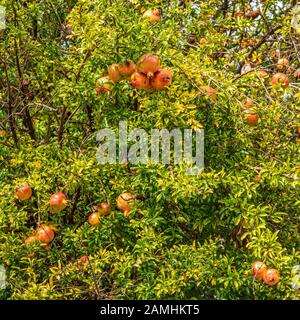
<box><xmin>263</xmin><ymin>268</ymin><xmax>280</xmax><ymax>286</ymax></box>
<box><xmin>199</xmin><ymin>38</ymin><xmax>208</xmax><ymax>45</ymax></box>
<box><xmin>88</xmin><ymin>212</ymin><xmax>100</xmax><ymax>226</ymax></box>
<box><xmin>252</xmin><ymin>261</ymin><xmax>267</xmax><ymax>280</ymax></box>
<box><xmin>271</xmin><ymin>73</ymin><xmax>289</xmax><ymax>89</ymax></box>
<box><xmin>150</xmin><ymin>69</ymin><xmax>172</xmax><ymax>90</ymax></box>
<box><xmin>130</xmin><ymin>72</ymin><xmax>150</xmax><ymax>89</ymax></box>
<box><xmin>36</xmin><ymin>225</ymin><xmax>55</xmax><ymax>244</ymax></box>
<box><xmin>95</xmin><ymin>76</ymin><xmax>113</xmax><ymax>96</ymax></box>
<box><xmin>108</xmin><ymin>64</ymin><xmax>122</xmax><ymax>83</ymax></box>
<box><xmin>201</xmin><ymin>86</ymin><xmax>217</xmax><ymax>101</ymax></box>
<box><xmin>143</xmin><ymin>9</ymin><xmax>160</xmax><ymax>21</ymax></box>
<box><xmin>118</xmin><ymin>61</ymin><xmax>136</xmax><ymax>78</ymax></box>
<box><xmin>49</xmin><ymin>192</ymin><xmax>67</xmax><ymax>213</ymax></box>
<box><xmin>137</xmin><ymin>54</ymin><xmax>160</xmax><ymax>78</ymax></box>
<box><xmin>15</xmin><ymin>183</ymin><xmax>32</xmax><ymax>201</ymax></box>
<box><xmin>116</xmin><ymin>192</ymin><xmax>136</xmax><ymax>217</ymax></box>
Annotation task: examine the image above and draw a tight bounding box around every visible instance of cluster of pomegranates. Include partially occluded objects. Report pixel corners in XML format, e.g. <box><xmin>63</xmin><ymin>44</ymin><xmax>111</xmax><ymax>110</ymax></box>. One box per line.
<box><xmin>88</xmin><ymin>192</ymin><xmax>136</xmax><ymax>226</ymax></box>
<box><xmin>96</xmin><ymin>53</ymin><xmax>172</xmax><ymax>95</ymax></box>
<box><xmin>252</xmin><ymin>261</ymin><xmax>280</xmax><ymax>286</ymax></box>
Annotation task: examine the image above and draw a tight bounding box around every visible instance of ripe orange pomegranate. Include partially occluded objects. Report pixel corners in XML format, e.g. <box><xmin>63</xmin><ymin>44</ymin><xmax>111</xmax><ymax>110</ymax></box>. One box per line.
<box><xmin>130</xmin><ymin>72</ymin><xmax>150</xmax><ymax>89</ymax></box>
<box><xmin>15</xmin><ymin>183</ymin><xmax>32</xmax><ymax>201</ymax></box>
<box><xmin>88</xmin><ymin>212</ymin><xmax>100</xmax><ymax>226</ymax></box>
<box><xmin>201</xmin><ymin>86</ymin><xmax>217</xmax><ymax>101</ymax></box>
<box><xmin>25</xmin><ymin>235</ymin><xmax>38</xmax><ymax>246</ymax></box>
<box><xmin>49</xmin><ymin>192</ymin><xmax>67</xmax><ymax>213</ymax></box>
<box><xmin>252</xmin><ymin>261</ymin><xmax>267</xmax><ymax>280</ymax></box>
<box><xmin>277</xmin><ymin>58</ymin><xmax>289</xmax><ymax>70</ymax></box>
<box><xmin>118</xmin><ymin>61</ymin><xmax>136</xmax><ymax>78</ymax></box>
<box><xmin>143</xmin><ymin>9</ymin><xmax>160</xmax><ymax>21</ymax></box>
<box><xmin>137</xmin><ymin>54</ymin><xmax>160</xmax><ymax>78</ymax></box>
<box><xmin>199</xmin><ymin>38</ymin><xmax>208</xmax><ymax>45</ymax></box>
<box><xmin>294</xmin><ymin>68</ymin><xmax>300</xmax><ymax>79</ymax></box>
<box><xmin>35</xmin><ymin>225</ymin><xmax>55</xmax><ymax>244</ymax></box>
<box><xmin>116</xmin><ymin>192</ymin><xmax>136</xmax><ymax>216</ymax></box>
<box><xmin>95</xmin><ymin>76</ymin><xmax>113</xmax><ymax>96</ymax></box>
<box><xmin>271</xmin><ymin>73</ymin><xmax>289</xmax><ymax>89</ymax></box>
<box><xmin>263</xmin><ymin>268</ymin><xmax>280</xmax><ymax>286</ymax></box>
<box><xmin>150</xmin><ymin>69</ymin><xmax>172</xmax><ymax>90</ymax></box>
<box><xmin>98</xmin><ymin>202</ymin><xmax>111</xmax><ymax>216</ymax></box>
<box><xmin>244</xmin><ymin>97</ymin><xmax>254</xmax><ymax>107</ymax></box>
<box><xmin>245</xmin><ymin>109</ymin><xmax>259</xmax><ymax>126</ymax></box>
<box><xmin>108</xmin><ymin>64</ymin><xmax>121</xmax><ymax>83</ymax></box>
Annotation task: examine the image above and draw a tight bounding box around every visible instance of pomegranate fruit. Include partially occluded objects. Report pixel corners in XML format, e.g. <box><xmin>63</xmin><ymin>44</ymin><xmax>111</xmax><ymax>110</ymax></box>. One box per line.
<box><xmin>199</xmin><ymin>38</ymin><xmax>208</xmax><ymax>45</ymax></box>
<box><xmin>252</xmin><ymin>261</ymin><xmax>267</xmax><ymax>280</ymax></box>
<box><xmin>118</xmin><ymin>61</ymin><xmax>136</xmax><ymax>78</ymax></box>
<box><xmin>95</xmin><ymin>76</ymin><xmax>113</xmax><ymax>96</ymax></box>
<box><xmin>98</xmin><ymin>202</ymin><xmax>111</xmax><ymax>216</ymax></box>
<box><xmin>35</xmin><ymin>225</ymin><xmax>55</xmax><ymax>244</ymax></box>
<box><xmin>244</xmin><ymin>97</ymin><xmax>254</xmax><ymax>107</ymax></box>
<box><xmin>108</xmin><ymin>64</ymin><xmax>122</xmax><ymax>83</ymax></box>
<box><xmin>116</xmin><ymin>192</ymin><xmax>136</xmax><ymax>216</ymax></box>
<box><xmin>245</xmin><ymin>109</ymin><xmax>259</xmax><ymax>126</ymax></box>
<box><xmin>137</xmin><ymin>54</ymin><xmax>160</xmax><ymax>78</ymax></box>
<box><xmin>263</xmin><ymin>268</ymin><xmax>280</xmax><ymax>286</ymax></box>
<box><xmin>201</xmin><ymin>86</ymin><xmax>217</xmax><ymax>101</ymax></box>
<box><xmin>88</xmin><ymin>212</ymin><xmax>101</xmax><ymax>226</ymax></box>
<box><xmin>130</xmin><ymin>72</ymin><xmax>150</xmax><ymax>89</ymax></box>
<box><xmin>15</xmin><ymin>183</ymin><xmax>32</xmax><ymax>201</ymax></box>
<box><xmin>271</xmin><ymin>73</ymin><xmax>289</xmax><ymax>89</ymax></box>
<box><xmin>277</xmin><ymin>58</ymin><xmax>289</xmax><ymax>70</ymax></box>
<box><xmin>49</xmin><ymin>192</ymin><xmax>67</xmax><ymax>213</ymax></box>
<box><xmin>143</xmin><ymin>9</ymin><xmax>160</xmax><ymax>21</ymax></box>
<box><xmin>150</xmin><ymin>69</ymin><xmax>172</xmax><ymax>90</ymax></box>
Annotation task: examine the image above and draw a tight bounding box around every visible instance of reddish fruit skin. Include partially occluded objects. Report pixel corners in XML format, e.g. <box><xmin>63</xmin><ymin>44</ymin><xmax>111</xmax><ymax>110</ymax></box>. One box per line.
<box><xmin>294</xmin><ymin>68</ymin><xmax>300</xmax><ymax>79</ymax></box>
<box><xmin>253</xmin><ymin>175</ymin><xmax>261</xmax><ymax>183</ymax></box>
<box><xmin>277</xmin><ymin>58</ymin><xmax>289</xmax><ymax>70</ymax></box>
<box><xmin>263</xmin><ymin>268</ymin><xmax>280</xmax><ymax>286</ymax></box>
<box><xmin>116</xmin><ymin>192</ymin><xmax>136</xmax><ymax>216</ymax></box>
<box><xmin>99</xmin><ymin>202</ymin><xmax>111</xmax><ymax>216</ymax></box>
<box><xmin>244</xmin><ymin>97</ymin><xmax>254</xmax><ymax>107</ymax></box>
<box><xmin>252</xmin><ymin>261</ymin><xmax>267</xmax><ymax>280</ymax></box>
<box><xmin>130</xmin><ymin>72</ymin><xmax>150</xmax><ymax>89</ymax></box>
<box><xmin>245</xmin><ymin>109</ymin><xmax>259</xmax><ymax>126</ymax></box>
<box><xmin>49</xmin><ymin>192</ymin><xmax>67</xmax><ymax>213</ymax></box>
<box><xmin>118</xmin><ymin>61</ymin><xmax>136</xmax><ymax>78</ymax></box>
<box><xmin>150</xmin><ymin>69</ymin><xmax>172</xmax><ymax>90</ymax></box>
<box><xmin>143</xmin><ymin>9</ymin><xmax>160</xmax><ymax>21</ymax></box>
<box><xmin>15</xmin><ymin>183</ymin><xmax>32</xmax><ymax>201</ymax></box>
<box><xmin>246</xmin><ymin>9</ymin><xmax>260</xmax><ymax>19</ymax></box>
<box><xmin>36</xmin><ymin>225</ymin><xmax>55</xmax><ymax>244</ymax></box>
<box><xmin>88</xmin><ymin>212</ymin><xmax>100</xmax><ymax>226</ymax></box>
<box><xmin>95</xmin><ymin>76</ymin><xmax>113</xmax><ymax>96</ymax></box>
<box><xmin>201</xmin><ymin>86</ymin><xmax>217</xmax><ymax>101</ymax></box>
<box><xmin>137</xmin><ymin>54</ymin><xmax>160</xmax><ymax>78</ymax></box>
<box><xmin>271</xmin><ymin>73</ymin><xmax>289</xmax><ymax>89</ymax></box>
<box><xmin>108</xmin><ymin>64</ymin><xmax>121</xmax><ymax>83</ymax></box>
<box><xmin>25</xmin><ymin>235</ymin><xmax>38</xmax><ymax>246</ymax></box>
